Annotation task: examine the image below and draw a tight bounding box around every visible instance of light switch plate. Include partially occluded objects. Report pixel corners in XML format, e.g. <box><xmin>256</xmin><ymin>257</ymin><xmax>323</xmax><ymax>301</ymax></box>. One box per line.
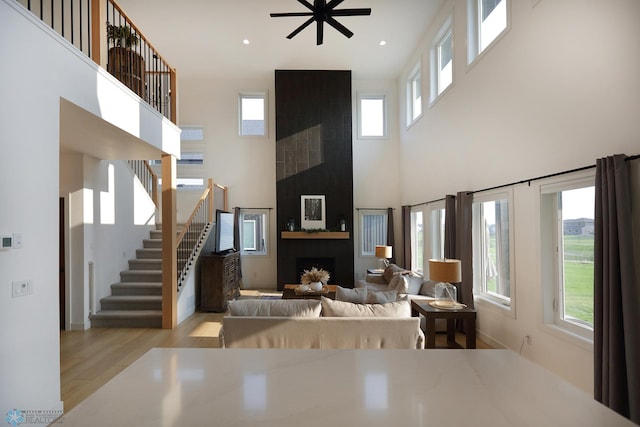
<box><xmin>12</xmin><ymin>233</ymin><xmax>23</xmax><ymax>249</ymax></box>
<box><xmin>12</xmin><ymin>280</ymin><xmax>33</xmax><ymax>298</ymax></box>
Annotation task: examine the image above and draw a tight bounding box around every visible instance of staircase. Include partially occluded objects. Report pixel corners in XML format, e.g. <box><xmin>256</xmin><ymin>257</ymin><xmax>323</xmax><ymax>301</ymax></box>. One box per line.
<box><xmin>90</xmin><ymin>228</ymin><xmax>163</xmax><ymax>328</ymax></box>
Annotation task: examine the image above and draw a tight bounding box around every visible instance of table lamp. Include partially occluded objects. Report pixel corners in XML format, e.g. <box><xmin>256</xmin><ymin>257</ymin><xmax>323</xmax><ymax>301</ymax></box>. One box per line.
<box><xmin>429</xmin><ymin>259</ymin><xmax>462</xmax><ymax>307</ymax></box>
<box><xmin>375</xmin><ymin>245</ymin><xmax>392</xmax><ymax>268</ymax></box>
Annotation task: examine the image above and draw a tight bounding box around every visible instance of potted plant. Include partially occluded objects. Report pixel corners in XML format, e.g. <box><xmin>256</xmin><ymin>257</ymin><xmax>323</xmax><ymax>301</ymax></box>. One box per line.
<box><xmin>106</xmin><ymin>23</ymin><xmax>145</xmax><ymax>96</ymax></box>
<box><xmin>300</xmin><ymin>267</ymin><xmax>330</xmax><ymax>292</ymax></box>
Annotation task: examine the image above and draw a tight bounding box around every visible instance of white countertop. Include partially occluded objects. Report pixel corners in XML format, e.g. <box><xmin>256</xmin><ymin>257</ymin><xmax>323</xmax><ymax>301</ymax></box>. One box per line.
<box><xmin>57</xmin><ymin>348</ymin><xmax>635</xmax><ymax>426</ymax></box>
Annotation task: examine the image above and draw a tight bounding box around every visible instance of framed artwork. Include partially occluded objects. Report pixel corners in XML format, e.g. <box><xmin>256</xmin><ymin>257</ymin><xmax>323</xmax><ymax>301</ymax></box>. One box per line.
<box><xmin>301</xmin><ymin>195</ymin><xmax>326</xmax><ymax>229</ymax></box>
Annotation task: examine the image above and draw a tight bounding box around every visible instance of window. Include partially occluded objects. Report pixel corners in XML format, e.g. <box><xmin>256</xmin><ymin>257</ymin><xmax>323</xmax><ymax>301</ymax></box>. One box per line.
<box><xmin>359</xmin><ymin>210</ymin><xmax>388</xmax><ymax>256</ymax></box>
<box><xmin>150</xmin><ymin>152</ymin><xmax>203</xmax><ymax>166</ymax></box>
<box><xmin>472</xmin><ymin>189</ymin><xmax>514</xmax><ymax>310</ymax></box>
<box><xmin>158</xmin><ymin>177</ymin><xmax>204</xmax><ymax>190</ymax></box>
<box><xmin>239</xmin><ymin>92</ymin><xmax>267</xmax><ymax>136</ymax></box>
<box><xmin>239</xmin><ymin>209</ymin><xmax>269</xmax><ymax>256</ymax></box>
<box><xmin>358</xmin><ymin>93</ymin><xmax>387</xmax><ymax>138</ymax></box>
<box><xmin>429</xmin><ymin>203</ymin><xmax>446</xmax><ymax>260</ymax></box>
<box><xmin>406</xmin><ymin>62</ymin><xmax>422</xmax><ymax>126</ymax></box>
<box><xmin>541</xmin><ymin>176</ymin><xmax>595</xmax><ymax>340</ymax></box>
<box><xmin>467</xmin><ymin>0</ymin><xmax>509</xmax><ymax>64</ymax></box>
<box><xmin>410</xmin><ymin>208</ymin><xmax>424</xmax><ymax>274</ymax></box>
<box><xmin>430</xmin><ymin>17</ymin><xmax>453</xmax><ymax>104</ymax></box>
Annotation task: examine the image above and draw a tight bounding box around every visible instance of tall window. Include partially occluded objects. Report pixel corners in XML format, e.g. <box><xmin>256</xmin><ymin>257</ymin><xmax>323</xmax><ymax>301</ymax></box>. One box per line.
<box><xmin>239</xmin><ymin>209</ymin><xmax>268</xmax><ymax>255</ymax></box>
<box><xmin>472</xmin><ymin>189</ymin><xmax>514</xmax><ymax>309</ymax></box>
<box><xmin>541</xmin><ymin>177</ymin><xmax>595</xmax><ymax>339</ymax></box>
<box><xmin>360</xmin><ymin>210</ymin><xmax>388</xmax><ymax>256</ymax></box>
<box><xmin>467</xmin><ymin>0</ymin><xmax>509</xmax><ymax>64</ymax></box>
<box><xmin>430</xmin><ymin>17</ymin><xmax>453</xmax><ymax>104</ymax></box>
<box><xmin>406</xmin><ymin>62</ymin><xmax>422</xmax><ymax>126</ymax></box>
<box><xmin>428</xmin><ymin>203</ymin><xmax>446</xmax><ymax>260</ymax></box>
<box><xmin>239</xmin><ymin>92</ymin><xmax>267</xmax><ymax>136</ymax></box>
<box><xmin>358</xmin><ymin>94</ymin><xmax>387</xmax><ymax>138</ymax></box>
<box><xmin>410</xmin><ymin>208</ymin><xmax>424</xmax><ymax>274</ymax></box>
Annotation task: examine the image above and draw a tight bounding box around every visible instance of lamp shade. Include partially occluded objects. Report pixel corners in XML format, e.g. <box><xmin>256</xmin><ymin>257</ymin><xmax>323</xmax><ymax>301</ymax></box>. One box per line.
<box><xmin>375</xmin><ymin>245</ymin><xmax>392</xmax><ymax>259</ymax></box>
<box><xmin>429</xmin><ymin>259</ymin><xmax>462</xmax><ymax>283</ymax></box>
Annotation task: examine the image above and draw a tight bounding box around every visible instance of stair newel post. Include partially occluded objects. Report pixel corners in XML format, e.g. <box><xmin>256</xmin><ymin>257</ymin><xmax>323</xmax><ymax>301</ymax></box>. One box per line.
<box><xmin>208</xmin><ymin>178</ymin><xmax>214</xmax><ymax>223</ymax></box>
<box><xmin>90</xmin><ymin>0</ymin><xmax>106</xmax><ymax>67</ymax></box>
<box><xmin>161</xmin><ymin>154</ymin><xmax>178</xmax><ymax>329</ymax></box>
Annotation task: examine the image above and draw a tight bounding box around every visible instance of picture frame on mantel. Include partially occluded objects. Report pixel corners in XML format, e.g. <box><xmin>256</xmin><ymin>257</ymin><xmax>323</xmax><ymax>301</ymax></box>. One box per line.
<box><xmin>301</xmin><ymin>195</ymin><xmax>326</xmax><ymax>230</ymax></box>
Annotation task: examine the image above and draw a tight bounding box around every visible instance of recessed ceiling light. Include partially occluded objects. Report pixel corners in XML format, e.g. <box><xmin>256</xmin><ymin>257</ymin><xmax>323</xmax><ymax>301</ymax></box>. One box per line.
<box><xmin>243</xmin><ymin>39</ymin><xmax>250</xmax><ymax>45</ymax></box>
<box><xmin>379</xmin><ymin>40</ymin><xmax>387</xmax><ymax>46</ymax></box>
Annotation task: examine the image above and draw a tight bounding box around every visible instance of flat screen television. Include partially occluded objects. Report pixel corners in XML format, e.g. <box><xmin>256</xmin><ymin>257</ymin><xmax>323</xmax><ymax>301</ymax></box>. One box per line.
<box><xmin>215</xmin><ymin>210</ymin><xmax>235</xmax><ymax>254</ymax></box>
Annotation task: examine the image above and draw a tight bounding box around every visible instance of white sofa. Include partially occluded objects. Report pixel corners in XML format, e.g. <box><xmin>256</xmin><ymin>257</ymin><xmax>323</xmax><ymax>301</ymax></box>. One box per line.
<box><xmin>220</xmin><ymin>298</ymin><xmax>425</xmax><ymax>349</ymax></box>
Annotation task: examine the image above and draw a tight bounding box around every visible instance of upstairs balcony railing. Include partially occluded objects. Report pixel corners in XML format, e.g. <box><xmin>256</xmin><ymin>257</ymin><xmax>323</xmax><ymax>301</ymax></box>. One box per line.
<box><xmin>16</xmin><ymin>0</ymin><xmax>177</xmax><ymax>123</ymax></box>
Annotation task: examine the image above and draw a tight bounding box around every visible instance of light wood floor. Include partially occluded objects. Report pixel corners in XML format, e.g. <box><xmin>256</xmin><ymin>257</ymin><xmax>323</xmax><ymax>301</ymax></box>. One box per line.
<box><xmin>60</xmin><ymin>301</ymin><xmax>491</xmax><ymax>412</ymax></box>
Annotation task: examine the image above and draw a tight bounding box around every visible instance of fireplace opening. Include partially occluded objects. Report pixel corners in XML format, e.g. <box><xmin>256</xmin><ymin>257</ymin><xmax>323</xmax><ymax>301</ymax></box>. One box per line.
<box><xmin>296</xmin><ymin>257</ymin><xmax>336</xmax><ymax>284</ymax></box>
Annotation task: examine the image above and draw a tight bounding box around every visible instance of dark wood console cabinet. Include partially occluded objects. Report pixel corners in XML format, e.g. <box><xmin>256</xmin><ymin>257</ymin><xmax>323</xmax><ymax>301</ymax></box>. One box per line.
<box><xmin>200</xmin><ymin>251</ymin><xmax>241</xmax><ymax>312</ymax></box>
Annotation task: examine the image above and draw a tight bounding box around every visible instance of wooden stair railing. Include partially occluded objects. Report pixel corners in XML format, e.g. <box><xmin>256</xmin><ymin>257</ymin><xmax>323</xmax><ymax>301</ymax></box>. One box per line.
<box><xmin>176</xmin><ymin>179</ymin><xmax>228</xmax><ymax>289</ymax></box>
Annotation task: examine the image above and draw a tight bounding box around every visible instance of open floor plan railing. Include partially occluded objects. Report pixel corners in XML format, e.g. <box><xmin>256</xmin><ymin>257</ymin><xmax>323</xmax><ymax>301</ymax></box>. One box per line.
<box><xmin>16</xmin><ymin>0</ymin><xmax>176</xmax><ymax>123</ymax></box>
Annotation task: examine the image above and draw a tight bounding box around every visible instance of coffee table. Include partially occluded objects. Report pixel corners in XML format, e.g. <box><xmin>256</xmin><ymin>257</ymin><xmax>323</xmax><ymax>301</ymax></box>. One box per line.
<box><xmin>282</xmin><ymin>284</ymin><xmax>337</xmax><ymax>300</ymax></box>
<box><xmin>410</xmin><ymin>299</ymin><xmax>477</xmax><ymax>349</ymax></box>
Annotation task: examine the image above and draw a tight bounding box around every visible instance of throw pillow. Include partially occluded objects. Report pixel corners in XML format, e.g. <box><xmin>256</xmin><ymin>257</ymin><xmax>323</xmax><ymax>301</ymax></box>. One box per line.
<box><xmin>336</xmin><ymin>286</ymin><xmax>368</xmax><ymax>303</ymax></box>
<box><xmin>365</xmin><ymin>289</ymin><xmax>398</xmax><ymax>304</ymax></box>
<box><xmin>382</xmin><ymin>264</ymin><xmax>408</xmax><ymax>283</ymax></box>
<box><xmin>227</xmin><ymin>299</ymin><xmax>322</xmax><ymax>317</ymax></box>
<box><xmin>387</xmin><ymin>274</ymin><xmax>409</xmax><ymax>293</ymax></box>
<box><xmin>321</xmin><ymin>296</ymin><xmax>411</xmax><ymax>318</ymax></box>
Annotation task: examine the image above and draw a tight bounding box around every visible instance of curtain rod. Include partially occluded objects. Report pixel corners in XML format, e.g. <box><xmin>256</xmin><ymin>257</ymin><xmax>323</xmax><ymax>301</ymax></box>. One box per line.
<box><xmin>355</xmin><ymin>207</ymin><xmax>395</xmax><ymax>211</ymax></box>
<box><xmin>469</xmin><ymin>153</ymin><xmax>639</xmax><ymax>195</ymax></box>
<box><xmin>233</xmin><ymin>207</ymin><xmax>273</xmax><ymax>210</ymax></box>
<box><xmin>408</xmin><ymin>153</ymin><xmax>639</xmax><ymax>206</ymax></box>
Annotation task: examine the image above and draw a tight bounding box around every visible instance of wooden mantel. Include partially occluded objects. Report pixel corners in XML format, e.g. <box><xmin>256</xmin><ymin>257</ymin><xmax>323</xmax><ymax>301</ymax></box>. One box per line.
<box><xmin>281</xmin><ymin>231</ymin><xmax>350</xmax><ymax>240</ymax></box>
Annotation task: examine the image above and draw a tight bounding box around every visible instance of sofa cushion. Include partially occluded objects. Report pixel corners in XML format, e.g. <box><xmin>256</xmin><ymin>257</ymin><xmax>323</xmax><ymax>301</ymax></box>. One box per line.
<box><xmin>365</xmin><ymin>289</ymin><xmax>398</xmax><ymax>304</ymax></box>
<box><xmin>419</xmin><ymin>280</ymin><xmax>438</xmax><ymax>297</ymax></box>
<box><xmin>321</xmin><ymin>297</ymin><xmax>410</xmax><ymax>318</ymax></box>
<box><xmin>336</xmin><ymin>286</ymin><xmax>368</xmax><ymax>303</ymax></box>
<box><xmin>227</xmin><ymin>299</ymin><xmax>321</xmax><ymax>317</ymax></box>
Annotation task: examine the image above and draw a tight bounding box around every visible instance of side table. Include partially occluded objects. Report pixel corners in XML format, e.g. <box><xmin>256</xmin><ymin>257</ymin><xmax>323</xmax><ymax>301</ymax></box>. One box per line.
<box><xmin>410</xmin><ymin>300</ymin><xmax>477</xmax><ymax>349</ymax></box>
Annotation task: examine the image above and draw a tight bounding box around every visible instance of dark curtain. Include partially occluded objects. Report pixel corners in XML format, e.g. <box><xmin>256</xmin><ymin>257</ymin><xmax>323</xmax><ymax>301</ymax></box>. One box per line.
<box><xmin>455</xmin><ymin>191</ymin><xmax>474</xmax><ymax>311</ymax></box>
<box><xmin>233</xmin><ymin>207</ymin><xmax>243</xmax><ymax>281</ymax></box>
<box><xmin>444</xmin><ymin>195</ymin><xmax>457</xmax><ymax>259</ymax></box>
<box><xmin>594</xmin><ymin>154</ymin><xmax>639</xmax><ymax>423</ymax></box>
<box><xmin>399</xmin><ymin>206</ymin><xmax>409</xmax><ymax>268</ymax></box>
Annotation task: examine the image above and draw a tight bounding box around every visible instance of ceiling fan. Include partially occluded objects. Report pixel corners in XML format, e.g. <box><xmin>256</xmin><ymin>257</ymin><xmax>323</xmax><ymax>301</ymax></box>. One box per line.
<box><xmin>270</xmin><ymin>0</ymin><xmax>372</xmax><ymax>46</ymax></box>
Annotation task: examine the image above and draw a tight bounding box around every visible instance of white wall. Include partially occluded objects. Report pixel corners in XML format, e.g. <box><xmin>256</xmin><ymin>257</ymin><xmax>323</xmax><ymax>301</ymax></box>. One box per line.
<box><xmin>177</xmin><ymin>78</ymin><xmax>278</xmax><ymax>289</ymax></box>
<box><xmin>397</xmin><ymin>0</ymin><xmax>640</xmax><ymax>393</ymax></box>
<box><xmin>0</xmin><ymin>0</ymin><xmax>178</xmax><ymax>418</ymax></box>
<box><xmin>352</xmin><ymin>79</ymin><xmax>402</xmax><ymax>280</ymax></box>
<box><xmin>60</xmin><ymin>155</ymin><xmax>157</xmax><ymax>329</ymax></box>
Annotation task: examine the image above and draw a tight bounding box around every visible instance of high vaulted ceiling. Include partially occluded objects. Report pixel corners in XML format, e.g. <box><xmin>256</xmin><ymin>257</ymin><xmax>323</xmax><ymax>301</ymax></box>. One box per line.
<box><xmin>116</xmin><ymin>0</ymin><xmax>444</xmax><ymax>80</ymax></box>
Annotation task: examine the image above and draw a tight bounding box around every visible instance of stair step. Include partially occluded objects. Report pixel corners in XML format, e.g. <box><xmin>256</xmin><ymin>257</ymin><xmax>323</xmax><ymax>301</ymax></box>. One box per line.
<box><xmin>100</xmin><ymin>295</ymin><xmax>162</xmax><ymax>311</ymax></box>
<box><xmin>143</xmin><ymin>239</ymin><xmax>162</xmax><ymax>249</ymax></box>
<box><xmin>136</xmin><ymin>248</ymin><xmax>162</xmax><ymax>259</ymax></box>
<box><xmin>111</xmin><ymin>282</ymin><xmax>162</xmax><ymax>296</ymax></box>
<box><xmin>120</xmin><ymin>270</ymin><xmax>162</xmax><ymax>282</ymax></box>
<box><xmin>129</xmin><ymin>259</ymin><xmax>162</xmax><ymax>270</ymax></box>
<box><xmin>90</xmin><ymin>310</ymin><xmax>162</xmax><ymax>328</ymax></box>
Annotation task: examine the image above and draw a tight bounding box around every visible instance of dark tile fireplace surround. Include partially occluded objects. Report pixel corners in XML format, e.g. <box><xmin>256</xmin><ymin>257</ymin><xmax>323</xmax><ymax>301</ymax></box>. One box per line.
<box><xmin>275</xmin><ymin>70</ymin><xmax>354</xmax><ymax>290</ymax></box>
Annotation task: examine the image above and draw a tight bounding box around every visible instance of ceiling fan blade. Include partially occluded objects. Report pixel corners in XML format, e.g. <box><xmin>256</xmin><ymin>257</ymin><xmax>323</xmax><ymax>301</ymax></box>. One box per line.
<box><xmin>326</xmin><ymin>0</ymin><xmax>345</xmax><ymax>9</ymax></box>
<box><xmin>286</xmin><ymin>17</ymin><xmax>316</xmax><ymax>39</ymax></box>
<box><xmin>317</xmin><ymin>20</ymin><xmax>324</xmax><ymax>45</ymax></box>
<box><xmin>270</xmin><ymin>12</ymin><xmax>314</xmax><ymax>17</ymax></box>
<box><xmin>331</xmin><ymin>8</ymin><xmax>372</xmax><ymax>16</ymax></box>
<box><xmin>296</xmin><ymin>0</ymin><xmax>316</xmax><ymax>12</ymax></box>
<box><xmin>326</xmin><ymin>17</ymin><xmax>353</xmax><ymax>38</ymax></box>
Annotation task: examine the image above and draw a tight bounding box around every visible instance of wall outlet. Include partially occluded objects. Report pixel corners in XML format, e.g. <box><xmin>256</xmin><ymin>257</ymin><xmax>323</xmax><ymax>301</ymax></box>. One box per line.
<box><xmin>12</xmin><ymin>233</ymin><xmax>23</xmax><ymax>249</ymax></box>
<box><xmin>12</xmin><ymin>280</ymin><xmax>33</xmax><ymax>298</ymax></box>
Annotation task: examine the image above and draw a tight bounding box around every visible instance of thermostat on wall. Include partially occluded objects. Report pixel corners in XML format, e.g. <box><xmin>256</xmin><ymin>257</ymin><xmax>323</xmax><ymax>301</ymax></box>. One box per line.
<box><xmin>1</xmin><ymin>235</ymin><xmax>12</xmax><ymax>249</ymax></box>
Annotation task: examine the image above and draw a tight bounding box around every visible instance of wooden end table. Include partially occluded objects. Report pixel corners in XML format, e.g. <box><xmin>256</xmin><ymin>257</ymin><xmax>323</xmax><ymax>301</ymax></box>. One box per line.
<box><xmin>410</xmin><ymin>300</ymin><xmax>477</xmax><ymax>349</ymax></box>
<box><xmin>282</xmin><ymin>284</ymin><xmax>337</xmax><ymax>300</ymax></box>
